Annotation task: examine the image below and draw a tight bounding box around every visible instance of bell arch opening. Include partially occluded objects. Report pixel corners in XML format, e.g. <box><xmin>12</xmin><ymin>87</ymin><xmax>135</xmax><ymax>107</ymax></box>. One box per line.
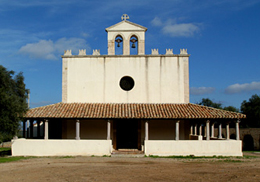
<box><xmin>115</xmin><ymin>35</ymin><xmax>123</xmax><ymax>55</ymax></box>
<box><xmin>130</xmin><ymin>35</ymin><xmax>138</xmax><ymax>55</ymax></box>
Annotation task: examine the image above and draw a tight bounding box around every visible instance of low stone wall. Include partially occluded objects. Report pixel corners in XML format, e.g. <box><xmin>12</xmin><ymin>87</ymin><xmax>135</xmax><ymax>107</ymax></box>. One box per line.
<box><xmin>144</xmin><ymin>140</ymin><xmax>242</xmax><ymax>156</ymax></box>
<box><xmin>12</xmin><ymin>139</ymin><xmax>112</xmax><ymax>156</ymax></box>
<box><xmin>214</xmin><ymin>128</ymin><xmax>260</xmax><ymax>150</ymax></box>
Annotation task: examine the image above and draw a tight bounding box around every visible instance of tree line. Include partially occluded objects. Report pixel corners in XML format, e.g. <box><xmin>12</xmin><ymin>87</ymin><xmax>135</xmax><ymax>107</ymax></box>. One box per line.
<box><xmin>0</xmin><ymin>65</ymin><xmax>28</xmax><ymax>143</ymax></box>
<box><xmin>198</xmin><ymin>96</ymin><xmax>260</xmax><ymax>128</ymax></box>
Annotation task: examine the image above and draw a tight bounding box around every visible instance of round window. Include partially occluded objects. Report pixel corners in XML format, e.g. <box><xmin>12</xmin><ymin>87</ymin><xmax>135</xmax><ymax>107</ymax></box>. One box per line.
<box><xmin>119</xmin><ymin>76</ymin><xmax>135</xmax><ymax>91</ymax></box>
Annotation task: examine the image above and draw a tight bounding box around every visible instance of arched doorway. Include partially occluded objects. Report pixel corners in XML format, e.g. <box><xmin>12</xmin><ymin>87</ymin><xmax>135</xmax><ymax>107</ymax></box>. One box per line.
<box><xmin>243</xmin><ymin>135</ymin><xmax>254</xmax><ymax>151</ymax></box>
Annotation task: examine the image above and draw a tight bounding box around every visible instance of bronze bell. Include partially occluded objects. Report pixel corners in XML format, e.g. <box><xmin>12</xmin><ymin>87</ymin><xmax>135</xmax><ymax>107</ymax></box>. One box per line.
<box><xmin>115</xmin><ymin>38</ymin><xmax>122</xmax><ymax>47</ymax></box>
<box><xmin>130</xmin><ymin>38</ymin><xmax>137</xmax><ymax>49</ymax></box>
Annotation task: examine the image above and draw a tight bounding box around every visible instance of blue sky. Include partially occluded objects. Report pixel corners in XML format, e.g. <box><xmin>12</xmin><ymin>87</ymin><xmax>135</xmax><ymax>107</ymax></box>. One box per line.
<box><xmin>0</xmin><ymin>0</ymin><xmax>260</xmax><ymax>110</ymax></box>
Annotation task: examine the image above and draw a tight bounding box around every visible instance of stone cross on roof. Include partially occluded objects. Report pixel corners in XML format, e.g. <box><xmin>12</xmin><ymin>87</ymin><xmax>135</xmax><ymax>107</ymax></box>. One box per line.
<box><xmin>121</xmin><ymin>14</ymin><xmax>129</xmax><ymax>21</ymax></box>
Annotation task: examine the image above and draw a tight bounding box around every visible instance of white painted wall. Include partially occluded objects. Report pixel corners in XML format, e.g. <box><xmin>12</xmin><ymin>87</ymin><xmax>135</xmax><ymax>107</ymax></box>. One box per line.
<box><xmin>62</xmin><ymin>56</ymin><xmax>189</xmax><ymax>103</ymax></box>
<box><xmin>12</xmin><ymin>139</ymin><xmax>112</xmax><ymax>156</ymax></box>
<box><xmin>144</xmin><ymin>140</ymin><xmax>242</xmax><ymax>156</ymax></box>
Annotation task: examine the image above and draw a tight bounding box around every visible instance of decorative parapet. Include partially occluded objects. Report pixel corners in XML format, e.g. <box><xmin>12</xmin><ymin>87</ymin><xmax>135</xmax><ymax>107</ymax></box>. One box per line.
<box><xmin>180</xmin><ymin>49</ymin><xmax>188</xmax><ymax>55</ymax></box>
<box><xmin>64</xmin><ymin>50</ymin><xmax>72</xmax><ymax>56</ymax></box>
<box><xmin>151</xmin><ymin>49</ymin><xmax>159</xmax><ymax>55</ymax></box>
<box><xmin>166</xmin><ymin>49</ymin><xmax>173</xmax><ymax>55</ymax></box>
<box><xmin>79</xmin><ymin>49</ymin><xmax>86</xmax><ymax>55</ymax></box>
<box><xmin>92</xmin><ymin>49</ymin><xmax>100</xmax><ymax>55</ymax></box>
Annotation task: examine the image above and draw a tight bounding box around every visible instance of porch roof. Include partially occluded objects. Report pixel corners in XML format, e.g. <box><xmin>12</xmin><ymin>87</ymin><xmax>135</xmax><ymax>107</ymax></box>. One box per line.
<box><xmin>25</xmin><ymin>103</ymin><xmax>246</xmax><ymax>120</ymax></box>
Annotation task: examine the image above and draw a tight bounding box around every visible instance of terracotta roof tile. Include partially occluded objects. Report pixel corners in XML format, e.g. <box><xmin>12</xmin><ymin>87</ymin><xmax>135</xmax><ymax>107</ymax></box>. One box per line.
<box><xmin>25</xmin><ymin>103</ymin><xmax>246</xmax><ymax>120</ymax></box>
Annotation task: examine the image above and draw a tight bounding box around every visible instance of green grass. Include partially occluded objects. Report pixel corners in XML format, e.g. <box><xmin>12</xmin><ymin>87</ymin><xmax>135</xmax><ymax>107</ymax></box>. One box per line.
<box><xmin>148</xmin><ymin>155</ymin><xmax>234</xmax><ymax>159</ymax></box>
<box><xmin>0</xmin><ymin>156</ymin><xmax>33</xmax><ymax>163</ymax></box>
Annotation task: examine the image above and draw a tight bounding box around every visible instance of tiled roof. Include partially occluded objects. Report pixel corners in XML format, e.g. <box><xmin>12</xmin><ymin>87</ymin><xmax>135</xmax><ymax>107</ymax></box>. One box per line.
<box><xmin>25</xmin><ymin>103</ymin><xmax>246</xmax><ymax>120</ymax></box>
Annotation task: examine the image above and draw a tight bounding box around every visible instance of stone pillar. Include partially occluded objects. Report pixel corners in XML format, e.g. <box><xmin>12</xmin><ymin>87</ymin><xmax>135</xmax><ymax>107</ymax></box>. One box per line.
<box><xmin>76</xmin><ymin>120</ymin><xmax>80</xmax><ymax>140</ymax></box>
<box><xmin>145</xmin><ymin>120</ymin><xmax>149</xmax><ymax>140</ymax></box>
<box><xmin>194</xmin><ymin>124</ymin><xmax>197</xmax><ymax>135</ymax></box>
<box><xmin>108</xmin><ymin>40</ymin><xmax>115</xmax><ymax>55</ymax></box>
<box><xmin>23</xmin><ymin>121</ymin><xmax>26</xmax><ymax>138</ymax></box>
<box><xmin>199</xmin><ymin>124</ymin><xmax>202</xmax><ymax>136</ymax></box>
<box><xmin>226</xmin><ymin>122</ymin><xmax>230</xmax><ymax>140</ymax></box>
<box><xmin>37</xmin><ymin>120</ymin><xmax>41</xmax><ymax>138</ymax></box>
<box><xmin>44</xmin><ymin>119</ymin><xmax>48</xmax><ymax>140</ymax></box>
<box><xmin>124</xmin><ymin>38</ymin><xmax>130</xmax><ymax>55</ymax></box>
<box><xmin>107</xmin><ymin>120</ymin><xmax>111</xmax><ymax>140</ymax></box>
<box><xmin>236</xmin><ymin>120</ymin><xmax>240</xmax><ymax>140</ymax></box>
<box><xmin>190</xmin><ymin>125</ymin><xmax>193</xmax><ymax>135</ymax></box>
<box><xmin>30</xmin><ymin>120</ymin><xmax>34</xmax><ymax>138</ymax></box>
<box><xmin>206</xmin><ymin>120</ymin><xmax>210</xmax><ymax>140</ymax></box>
<box><xmin>211</xmin><ymin>123</ymin><xmax>215</xmax><ymax>138</ymax></box>
<box><xmin>175</xmin><ymin>121</ymin><xmax>180</xmax><ymax>140</ymax></box>
<box><xmin>218</xmin><ymin>123</ymin><xmax>222</xmax><ymax>139</ymax></box>
<box><xmin>138</xmin><ymin>40</ymin><xmax>145</xmax><ymax>55</ymax></box>
<box><xmin>27</xmin><ymin>120</ymin><xmax>30</xmax><ymax>138</ymax></box>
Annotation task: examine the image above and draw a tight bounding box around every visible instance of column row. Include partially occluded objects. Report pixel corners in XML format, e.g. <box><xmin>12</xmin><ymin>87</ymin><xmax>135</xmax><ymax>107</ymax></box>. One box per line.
<box><xmin>189</xmin><ymin>120</ymin><xmax>240</xmax><ymax>140</ymax></box>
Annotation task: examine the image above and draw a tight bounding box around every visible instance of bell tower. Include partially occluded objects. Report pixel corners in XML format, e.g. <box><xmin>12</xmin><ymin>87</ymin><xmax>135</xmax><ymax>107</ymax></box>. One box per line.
<box><xmin>105</xmin><ymin>14</ymin><xmax>147</xmax><ymax>55</ymax></box>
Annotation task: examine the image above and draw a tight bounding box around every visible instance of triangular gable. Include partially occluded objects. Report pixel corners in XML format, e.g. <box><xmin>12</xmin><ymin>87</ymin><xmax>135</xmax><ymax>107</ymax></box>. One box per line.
<box><xmin>105</xmin><ymin>20</ymin><xmax>147</xmax><ymax>32</ymax></box>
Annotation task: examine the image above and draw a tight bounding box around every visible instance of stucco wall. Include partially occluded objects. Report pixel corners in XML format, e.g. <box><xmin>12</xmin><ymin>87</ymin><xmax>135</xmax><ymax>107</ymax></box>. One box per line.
<box><xmin>62</xmin><ymin>55</ymin><xmax>189</xmax><ymax>103</ymax></box>
<box><xmin>12</xmin><ymin>139</ymin><xmax>112</xmax><ymax>156</ymax></box>
<box><xmin>145</xmin><ymin>140</ymin><xmax>242</xmax><ymax>156</ymax></box>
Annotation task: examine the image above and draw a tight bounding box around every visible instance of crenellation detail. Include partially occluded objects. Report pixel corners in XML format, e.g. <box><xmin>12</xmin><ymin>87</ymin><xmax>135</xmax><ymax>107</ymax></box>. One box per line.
<box><xmin>79</xmin><ymin>49</ymin><xmax>86</xmax><ymax>55</ymax></box>
<box><xmin>64</xmin><ymin>50</ymin><xmax>72</xmax><ymax>56</ymax></box>
<box><xmin>93</xmin><ymin>49</ymin><xmax>100</xmax><ymax>55</ymax></box>
<box><xmin>180</xmin><ymin>49</ymin><xmax>188</xmax><ymax>55</ymax></box>
<box><xmin>166</xmin><ymin>49</ymin><xmax>173</xmax><ymax>55</ymax></box>
<box><xmin>151</xmin><ymin>49</ymin><xmax>159</xmax><ymax>55</ymax></box>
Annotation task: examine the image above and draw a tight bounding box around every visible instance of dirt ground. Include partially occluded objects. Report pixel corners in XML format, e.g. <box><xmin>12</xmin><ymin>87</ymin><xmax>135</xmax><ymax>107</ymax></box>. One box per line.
<box><xmin>0</xmin><ymin>152</ymin><xmax>260</xmax><ymax>182</ymax></box>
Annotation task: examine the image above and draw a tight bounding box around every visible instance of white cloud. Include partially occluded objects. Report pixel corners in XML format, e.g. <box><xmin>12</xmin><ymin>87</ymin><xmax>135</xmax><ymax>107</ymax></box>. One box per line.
<box><xmin>190</xmin><ymin>87</ymin><xmax>215</xmax><ymax>95</ymax></box>
<box><xmin>151</xmin><ymin>17</ymin><xmax>163</xmax><ymax>27</ymax></box>
<box><xmin>151</xmin><ymin>17</ymin><xmax>201</xmax><ymax>37</ymax></box>
<box><xmin>162</xmin><ymin>23</ymin><xmax>200</xmax><ymax>37</ymax></box>
<box><xmin>19</xmin><ymin>38</ymin><xmax>90</xmax><ymax>60</ymax></box>
<box><xmin>225</xmin><ymin>81</ymin><xmax>260</xmax><ymax>94</ymax></box>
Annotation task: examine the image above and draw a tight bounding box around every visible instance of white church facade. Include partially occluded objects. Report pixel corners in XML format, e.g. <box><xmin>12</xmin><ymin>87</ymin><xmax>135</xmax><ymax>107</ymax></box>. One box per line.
<box><xmin>12</xmin><ymin>15</ymin><xmax>245</xmax><ymax>156</ymax></box>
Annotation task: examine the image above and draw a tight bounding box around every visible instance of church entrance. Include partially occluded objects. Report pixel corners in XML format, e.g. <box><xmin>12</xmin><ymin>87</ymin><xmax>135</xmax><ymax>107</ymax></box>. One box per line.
<box><xmin>115</xmin><ymin>119</ymin><xmax>140</xmax><ymax>150</ymax></box>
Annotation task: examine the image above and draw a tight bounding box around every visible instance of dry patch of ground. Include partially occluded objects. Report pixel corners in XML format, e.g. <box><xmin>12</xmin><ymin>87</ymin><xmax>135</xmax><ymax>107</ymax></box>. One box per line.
<box><xmin>0</xmin><ymin>153</ymin><xmax>259</xmax><ymax>182</ymax></box>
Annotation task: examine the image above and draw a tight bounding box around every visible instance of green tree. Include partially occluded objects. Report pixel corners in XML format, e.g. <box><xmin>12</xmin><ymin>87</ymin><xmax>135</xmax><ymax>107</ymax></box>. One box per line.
<box><xmin>198</xmin><ymin>98</ymin><xmax>222</xmax><ymax>109</ymax></box>
<box><xmin>223</xmin><ymin>106</ymin><xmax>239</xmax><ymax>112</ymax></box>
<box><xmin>0</xmin><ymin>65</ymin><xmax>28</xmax><ymax>142</ymax></box>
<box><xmin>241</xmin><ymin>94</ymin><xmax>260</xmax><ymax>127</ymax></box>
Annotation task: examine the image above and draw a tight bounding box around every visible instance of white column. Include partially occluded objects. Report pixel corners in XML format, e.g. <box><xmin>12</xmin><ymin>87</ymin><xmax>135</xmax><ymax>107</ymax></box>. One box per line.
<box><xmin>175</xmin><ymin>121</ymin><xmax>180</xmax><ymax>140</ymax></box>
<box><xmin>107</xmin><ymin>120</ymin><xmax>111</xmax><ymax>140</ymax></box>
<box><xmin>218</xmin><ymin>123</ymin><xmax>222</xmax><ymax>139</ymax></box>
<box><xmin>76</xmin><ymin>120</ymin><xmax>80</xmax><ymax>140</ymax></box>
<box><xmin>236</xmin><ymin>120</ymin><xmax>240</xmax><ymax>140</ymax></box>
<box><xmin>226</xmin><ymin>122</ymin><xmax>230</xmax><ymax>140</ymax></box>
<box><xmin>194</xmin><ymin>124</ymin><xmax>197</xmax><ymax>135</ymax></box>
<box><xmin>145</xmin><ymin>120</ymin><xmax>149</xmax><ymax>140</ymax></box>
<box><xmin>199</xmin><ymin>124</ymin><xmax>202</xmax><ymax>136</ymax></box>
<box><xmin>206</xmin><ymin>120</ymin><xmax>210</xmax><ymax>140</ymax></box>
<box><xmin>211</xmin><ymin>123</ymin><xmax>215</xmax><ymax>138</ymax></box>
<box><xmin>190</xmin><ymin>125</ymin><xmax>193</xmax><ymax>135</ymax></box>
<box><xmin>44</xmin><ymin>119</ymin><xmax>48</xmax><ymax>140</ymax></box>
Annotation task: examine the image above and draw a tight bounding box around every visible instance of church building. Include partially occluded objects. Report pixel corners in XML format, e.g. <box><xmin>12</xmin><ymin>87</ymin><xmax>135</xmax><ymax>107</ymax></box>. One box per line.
<box><xmin>12</xmin><ymin>15</ymin><xmax>245</xmax><ymax>156</ymax></box>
